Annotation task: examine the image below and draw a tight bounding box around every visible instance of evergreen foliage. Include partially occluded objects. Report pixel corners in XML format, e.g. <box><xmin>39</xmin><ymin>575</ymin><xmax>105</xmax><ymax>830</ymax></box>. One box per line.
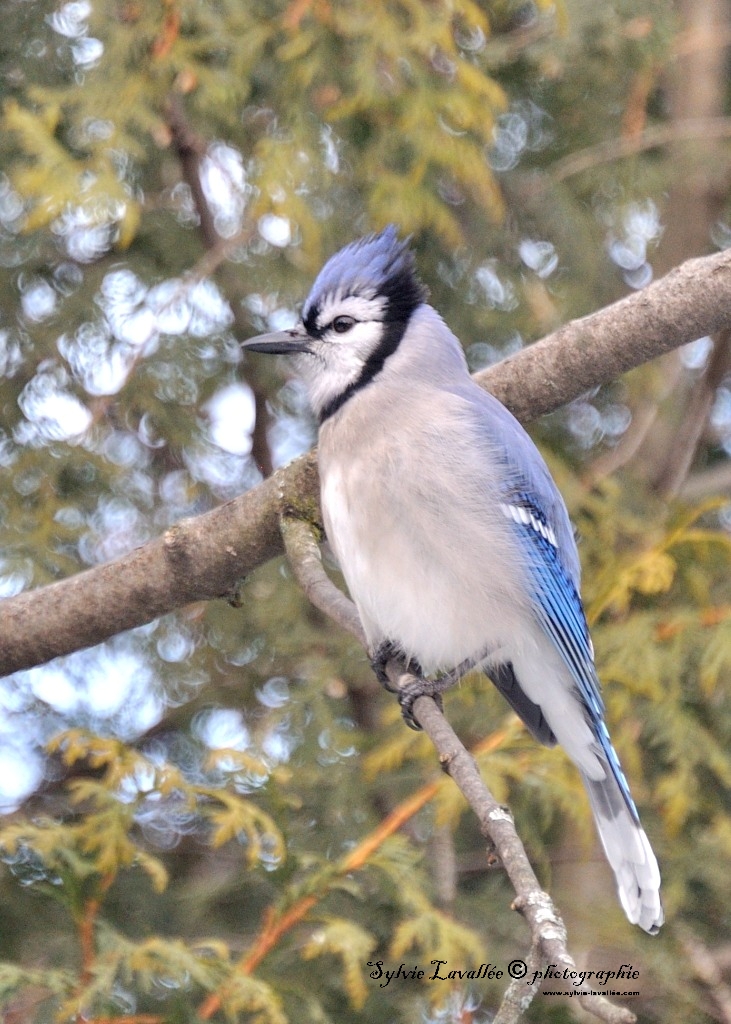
<box><xmin>1</xmin><ymin>1</ymin><xmax>730</xmax><ymax>1022</ymax></box>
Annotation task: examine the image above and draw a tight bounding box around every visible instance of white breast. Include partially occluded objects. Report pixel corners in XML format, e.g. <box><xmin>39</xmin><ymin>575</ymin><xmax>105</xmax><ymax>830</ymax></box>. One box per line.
<box><xmin>318</xmin><ymin>391</ymin><xmax>532</xmax><ymax>674</ymax></box>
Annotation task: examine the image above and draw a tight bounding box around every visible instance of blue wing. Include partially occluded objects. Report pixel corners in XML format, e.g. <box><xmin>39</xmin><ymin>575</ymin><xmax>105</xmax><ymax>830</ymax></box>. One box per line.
<box><xmin>500</xmin><ymin>490</ymin><xmax>640</xmax><ymax>824</ymax></box>
<box><xmin>501</xmin><ymin>492</ymin><xmax>601</xmax><ymax>711</ymax></box>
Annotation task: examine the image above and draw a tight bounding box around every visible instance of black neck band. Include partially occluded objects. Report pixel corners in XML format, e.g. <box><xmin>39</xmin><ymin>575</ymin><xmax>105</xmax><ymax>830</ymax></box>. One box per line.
<box><xmin>318</xmin><ymin>316</ymin><xmax>408</xmax><ymax>424</ymax></box>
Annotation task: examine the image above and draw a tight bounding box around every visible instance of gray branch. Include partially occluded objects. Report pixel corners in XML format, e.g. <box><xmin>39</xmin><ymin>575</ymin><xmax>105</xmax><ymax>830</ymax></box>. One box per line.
<box><xmin>280</xmin><ymin>515</ymin><xmax>635</xmax><ymax>1024</ymax></box>
<box><xmin>3</xmin><ymin>248</ymin><xmax>731</xmax><ymax>676</ymax></box>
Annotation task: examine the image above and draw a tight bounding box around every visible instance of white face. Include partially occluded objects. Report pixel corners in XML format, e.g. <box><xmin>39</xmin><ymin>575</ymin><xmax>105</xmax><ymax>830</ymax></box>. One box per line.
<box><xmin>295</xmin><ymin>292</ymin><xmax>390</xmax><ymax>418</ymax></box>
<box><xmin>311</xmin><ymin>293</ymin><xmax>386</xmax><ymax>330</ymax></box>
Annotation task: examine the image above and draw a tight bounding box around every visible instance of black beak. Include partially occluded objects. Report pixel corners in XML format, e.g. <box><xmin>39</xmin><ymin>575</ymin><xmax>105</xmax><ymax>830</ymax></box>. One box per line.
<box><xmin>241</xmin><ymin>324</ymin><xmax>311</xmax><ymax>355</ymax></box>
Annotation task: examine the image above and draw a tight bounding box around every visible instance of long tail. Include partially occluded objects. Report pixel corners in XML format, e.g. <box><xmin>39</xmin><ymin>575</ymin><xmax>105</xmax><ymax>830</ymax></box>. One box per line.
<box><xmin>488</xmin><ymin>659</ymin><xmax>663</xmax><ymax>930</ymax></box>
<box><xmin>581</xmin><ymin>767</ymin><xmax>663</xmax><ymax>934</ymax></box>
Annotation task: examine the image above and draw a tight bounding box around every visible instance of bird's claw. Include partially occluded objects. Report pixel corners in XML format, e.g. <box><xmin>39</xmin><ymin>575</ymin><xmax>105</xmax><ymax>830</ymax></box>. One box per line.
<box><xmin>370</xmin><ymin>639</ymin><xmax>413</xmax><ymax>688</ymax></box>
<box><xmin>393</xmin><ymin>675</ymin><xmax>445</xmax><ymax>730</ymax></box>
<box><xmin>370</xmin><ymin>642</ymin><xmax>450</xmax><ymax>730</ymax></box>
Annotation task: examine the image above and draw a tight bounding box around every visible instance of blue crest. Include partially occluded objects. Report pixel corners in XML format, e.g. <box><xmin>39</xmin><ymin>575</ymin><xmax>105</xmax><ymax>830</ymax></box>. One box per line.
<box><xmin>303</xmin><ymin>225</ymin><xmax>427</xmax><ymax>328</ymax></box>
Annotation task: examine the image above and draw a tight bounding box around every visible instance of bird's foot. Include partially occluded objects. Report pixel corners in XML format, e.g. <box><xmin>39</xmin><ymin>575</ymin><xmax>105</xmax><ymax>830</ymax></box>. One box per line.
<box><xmin>371</xmin><ymin>641</ymin><xmax>453</xmax><ymax>730</ymax></box>
<box><xmin>392</xmin><ymin>674</ymin><xmax>446</xmax><ymax>730</ymax></box>
<box><xmin>370</xmin><ymin>640</ymin><xmax>418</xmax><ymax>688</ymax></box>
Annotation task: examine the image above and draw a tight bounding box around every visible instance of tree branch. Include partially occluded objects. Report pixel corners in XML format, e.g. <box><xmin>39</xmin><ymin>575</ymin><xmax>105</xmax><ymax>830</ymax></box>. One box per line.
<box><xmin>3</xmin><ymin>248</ymin><xmax>731</xmax><ymax>677</ymax></box>
<box><xmin>280</xmin><ymin>516</ymin><xmax>635</xmax><ymax>1024</ymax></box>
<box><xmin>167</xmin><ymin>95</ymin><xmax>274</xmax><ymax>477</ymax></box>
<box><xmin>279</xmin><ymin>515</ymin><xmax>366</xmax><ymax>645</ymax></box>
<box><xmin>679</xmin><ymin>924</ymin><xmax>731</xmax><ymax>1024</ymax></box>
<box><xmin>0</xmin><ymin>453</ymin><xmax>318</xmax><ymax>676</ymax></box>
<box><xmin>653</xmin><ymin>329</ymin><xmax>731</xmax><ymax>498</ymax></box>
<box><xmin>681</xmin><ymin>460</ymin><xmax>731</xmax><ymax>499</ymax></box>
<box><xmin>549</xmin><ymin>116</ymin><xmax>731</xmax><ymax>183</ymax></box>
<box><xmin>473</xmin><ymin>247</ymin><xmax>731</xmax><ymax>424</ymax></box>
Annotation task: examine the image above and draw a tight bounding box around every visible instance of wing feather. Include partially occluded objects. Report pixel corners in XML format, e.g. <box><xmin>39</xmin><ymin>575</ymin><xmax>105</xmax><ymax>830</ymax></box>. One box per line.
<box><xmin>501</xmin><ymin>492</ymin><xmax>639</xmax><ymax>823</ymax></box>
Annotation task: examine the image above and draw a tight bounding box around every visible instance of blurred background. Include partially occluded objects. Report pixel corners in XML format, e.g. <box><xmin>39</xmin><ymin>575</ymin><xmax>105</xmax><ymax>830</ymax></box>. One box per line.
<box><xmin>1</xmin><ymin>1</ymin><xmax>731</xmax><ymax>1021</ymax></box>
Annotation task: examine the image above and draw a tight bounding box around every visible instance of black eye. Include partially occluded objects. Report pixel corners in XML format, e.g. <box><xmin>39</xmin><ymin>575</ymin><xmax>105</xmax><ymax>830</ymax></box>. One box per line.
<box><xmin>331</xmin><ymin>315</ymin><xmax>356</xmax><ymax>334</ymax></box>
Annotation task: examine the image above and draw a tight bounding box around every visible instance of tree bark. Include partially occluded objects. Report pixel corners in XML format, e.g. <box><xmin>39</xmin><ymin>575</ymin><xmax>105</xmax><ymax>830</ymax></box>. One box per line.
<box><xmin>3</xmin><ymin>248</ymin><xmax>731</xmax><ymax>677</ymax></box>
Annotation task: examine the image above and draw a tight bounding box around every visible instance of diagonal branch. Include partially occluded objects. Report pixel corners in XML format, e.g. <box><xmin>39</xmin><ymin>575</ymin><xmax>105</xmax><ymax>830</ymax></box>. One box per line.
<box><xmin>475</xmin><ymin>247</ymin><xmax>731</xmax><ymax>424</ymax></box>
<box><xmin>652</xmin><ymin>329</ymin><xmax>731</xmax><ymax>498</ymax></box>
<box><xmin>679</xmin><ymin>924</ymin><xmax>731</xmax><ymax>1024</ymax></box>
<box><xmin>549</xmin><ymin>116</ymin><xmax>731</xmax><ymax>183</ymax></box>
<box><xmin>167</xmin><ymin>96</ymin><xmax>274</xmax><ymax>477</ymax></box>
<box><xmin>280</xmin><ymin>514</ymin><xmax>635</xmax><ymax>1024</ymax></box>
<box><xmin>3</xmin><ymin>248</ymin><xmax>731</xmax><ymax>677</ymax></box>
<box><xmin>279</xmin><ymin>516</ymin><xmax>366</xmax><ymax>645</ymax></box>
<box><xmin>198</xmin><ymin>773</ymin><xmax>445</xmax><ymax>1020</ymax></box>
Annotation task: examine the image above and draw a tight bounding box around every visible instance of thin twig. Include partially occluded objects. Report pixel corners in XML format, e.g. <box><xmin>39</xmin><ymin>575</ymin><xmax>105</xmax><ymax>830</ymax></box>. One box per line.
<box><xmin>430</xmin><ymin>823</ymin><xmax>458</xmax><ymax>910</ymax></box>
<box><xmin>167</xmin><ymin>96</ymin><xmax>274</xmax><ymax>477</ymax></box>
<box><xmin>197</xmin><ymin>773</ymin><xmax>448</xmax><ymax>1020</ymax></box>
<box><xmin>550</xmin><ymin>116</ymin><xmax>731</xmax><ymax>183</ymax></box>
<box><xmin>681</xmin><ymin>462</ymin><xmax>731</xmax><ymax>499</ymax></box>
<box><xmin>494</xmin><ymin>944</ymin><xmax>544</xmax><ymax>1024</ymax></box>
<box><xmin>679</xmin><ymin>924</ymin><xmax>731</xmax><ymax>1024</ymax></box>
<box><xmin>281</xmin><ymin>515</ymin><xmax>636</xmax><ymax>1024</ymax></box>
<box><xmin>76</xmin><ymin>872</ymin><xmax>115</xmax><ymax>992</ymax></box>
<box><xmin>654</xmin><ymin>330</ymin><xmax>731</xmax><ymax>498</ymax></box>
<box><xmin>407</xmin><ymin>696</ymin><xmax>634</xmax><ymax>1024</ymax></box>
<box><xmin>583</xmin><ymin>387</ymin><xmax>670</xmax><ymax>486</ymax></box>
<box><xmin>89</xmin><ymin>1017</ymin><xmax>162</xmax><ymax>1024</ymax></box>
<box><xmin>279</xmin><ymin>515</ymin><xmax>366</xmax><ymax>645</ymax></box>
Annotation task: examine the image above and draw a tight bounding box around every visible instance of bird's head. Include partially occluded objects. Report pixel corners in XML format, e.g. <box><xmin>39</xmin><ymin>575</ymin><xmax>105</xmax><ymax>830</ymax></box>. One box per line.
<box><xmin>242</xmin><ymin>225</ymin><xmax>428</xmax><ymax>422</ymax></box>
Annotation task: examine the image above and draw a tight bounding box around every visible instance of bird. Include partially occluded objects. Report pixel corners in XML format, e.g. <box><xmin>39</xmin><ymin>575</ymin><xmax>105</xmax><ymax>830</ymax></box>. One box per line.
<box><xmin>242</xmin><ymin>225</ymin><xmax>663</xmax><ymax>934</ymax></box>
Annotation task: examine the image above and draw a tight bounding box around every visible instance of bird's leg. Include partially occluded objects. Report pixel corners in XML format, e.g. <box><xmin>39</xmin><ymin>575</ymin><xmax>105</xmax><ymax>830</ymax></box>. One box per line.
<box><xmin>392</xmin><ymin>675</ymin><xmax>446</xmax><ymax>729</ymax></box>
<box><xmin>371</xmin><ymin>641</ymin><xmax>497</xmax><ymax>729</ymax></box>
<box><xmin>370</xmin><ymin>639</ymin><xmax>416</xmax><ymax>688</ymax></box>
<box><xmin>370</xmin><ymin>640</ymin><xmax>427</xmax><ymax>698</ymax></box>
<box><xmin>370</xmin><ymin>640</ymin><xmax>447</xmax><ymax>730</ymax></box>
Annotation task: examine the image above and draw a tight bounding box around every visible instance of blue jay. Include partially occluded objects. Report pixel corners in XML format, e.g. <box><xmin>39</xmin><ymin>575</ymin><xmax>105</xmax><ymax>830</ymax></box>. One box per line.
<box><xmin>242</xmin><ymin>226</ymin><xmax>663</xmax><ymax>933</ymax></box>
